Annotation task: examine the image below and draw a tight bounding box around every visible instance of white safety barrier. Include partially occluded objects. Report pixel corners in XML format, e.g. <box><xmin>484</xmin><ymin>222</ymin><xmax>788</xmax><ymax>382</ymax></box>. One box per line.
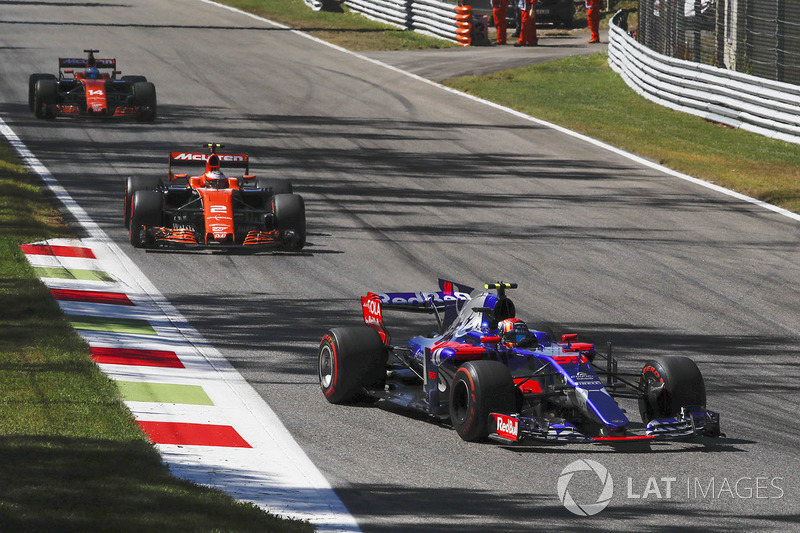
<box><xmin>344</xmin><ymin>0</ymin><xmax>459</xmax><ymax>42</ymax></box>
<box><xmin>608</xmin><ymin>11</ymin><xmax>800</xmax><ymax>145</ymax></box>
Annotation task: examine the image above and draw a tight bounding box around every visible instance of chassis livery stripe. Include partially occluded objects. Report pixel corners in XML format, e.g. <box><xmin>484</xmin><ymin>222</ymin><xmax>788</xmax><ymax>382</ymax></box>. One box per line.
<box><xmin>34</xmin><ymin>266</ymin><xmax>114</xmax><ymax>282</ymax></box>
<box><xmin>51</xmin><ymin>288</ymin><xmax>134</xmax><ymax>306</ymax></box>
<box><xmin>90</xmin><ymin>346</ymin><xmax>184</xmax><ymax>368</ymax></box>
<box><xmin>117</xmin><ymin>381</ymin><xmax>213</xmax><ymax>406</ymax></box>
<box><xmin>20</xmin><ymin>243</ymin><xmax>96</xmax><ymax>259</ymax></box>
<box><xmin>137</xmin><ymin>420</ymin><xmax>251</xmax><ymax>448</ymax></box>
<box><xmin>68</xmin><ymin>315</ymin><xmax>157</xmax><ymax>335</ymax></box>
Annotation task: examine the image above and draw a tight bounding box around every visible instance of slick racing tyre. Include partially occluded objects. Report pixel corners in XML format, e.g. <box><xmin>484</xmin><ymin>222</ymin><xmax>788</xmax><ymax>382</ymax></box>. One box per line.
<box><xmin>638</xmin><ymin>355</ymin><xmax>706</xmax><ymax>423</ymax></box>
<box><xmin>124</xmin><ymin>176</ymin><xmax>163</xmax><ymax>229</ymax></box>
<box><xmin>274</xmin><ymin>193</ymin><xmax>306</xmax><ymax>250</ymax></box>
<box><xmin>449</xmin><ymin>360</ymin><xmax>516</xmax><ymax>442</ymax></box>
<box><xmin>318</xmin><ymin>327</ymin><xmax>387</xmax><ymax>404</ymax></box>
<box><xmin>29</xmin><ymin>73</ymin><xmax>56</xmax><ymax>111</ymax></box>
<box><xmin>34</xmin><ymin>79</ymin><xmax>58</xmax><ymax>119</ymax></box>
<box><xmin>132</xmin><ymin>81</ymin><xmax>157</xmax><ymax>122</ymax></box>
<box><xmin>255</xmin><ymin>177</ymin><xmax>292</xmax><ymax>195</ymax></box>
<box><xmin>128</xmin><ymin>190</ymin><xmax>163</xmax><ymax>248</ymax></box>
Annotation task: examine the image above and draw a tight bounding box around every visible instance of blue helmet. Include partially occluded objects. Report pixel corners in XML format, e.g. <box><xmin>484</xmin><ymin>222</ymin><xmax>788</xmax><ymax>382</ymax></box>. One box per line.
<box><xmin>85</xmin><ymin>67</ymin><xmax>100</xmax><ymax>79</ymax></box>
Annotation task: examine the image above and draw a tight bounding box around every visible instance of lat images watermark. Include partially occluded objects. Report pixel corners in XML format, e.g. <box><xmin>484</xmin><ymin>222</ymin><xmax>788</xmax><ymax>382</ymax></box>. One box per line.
<box><xmin>557</xmin><ymin>459</ymin><xmax>614</xmax><ymax>516</ymax></box>
<box><xmin>557</xmin><ymin>460</ymin><xmax>785</xmax><ymax>516</ymax></box>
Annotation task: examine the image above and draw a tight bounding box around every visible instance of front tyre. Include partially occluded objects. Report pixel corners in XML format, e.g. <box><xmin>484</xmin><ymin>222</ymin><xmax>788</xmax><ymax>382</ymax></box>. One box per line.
<box><xmin>132</xmin><ymin>81</ymin><xmax>157</xmax><ymax>122</ymax></box>
<box><xmin>29</xmin><ymin>73</ymin><xmax>56</xmax><ymax>111</ymax></box>
<box><xmin>274</xmin><ymin>193</ymin><xmax>306</xmax><ymax>250</ymax></box>
<box><xmin>638</xmin><ymin>355</ymin><xmax>706</xmax><ymax>423</ymax></box>
<box><xmin>449</xmin><ymin>360</ymin><xmax>515</xmax><ymax>442</ymax></box>
<box><xmin>124</xmin><ymin>176</ymin><xmax>163</xmax><ymax>228</ymax></box>
<box><xmin>128</xmin><ymin>190</ymin><xmax>163</xmax><ymax>248</ymax></box>
<box><xmin>318</xmin><ymin>327</ymin><xmax>387</xmax><ymax>404</ymax></box>
<box><xmin>34</xmin><ymin>79</ymin><xmax>58</xmax><ymax>119</ymax></box>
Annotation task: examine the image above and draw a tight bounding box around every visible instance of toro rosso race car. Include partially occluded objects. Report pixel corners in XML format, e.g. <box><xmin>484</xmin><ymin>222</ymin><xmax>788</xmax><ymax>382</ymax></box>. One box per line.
<box><xmin>29</xmin><ymin>49</ymin><xmax>156</xmax><ymax>121</ymax></box>
<box><xmin>318</xmin><ymin>280</ymin><xmax>722</xmax><ymax>444</ymax></box>
<box><xmin>124</xmin><ymin>144</ymin><xmax>305</xmax><ymax>251</ymax></box>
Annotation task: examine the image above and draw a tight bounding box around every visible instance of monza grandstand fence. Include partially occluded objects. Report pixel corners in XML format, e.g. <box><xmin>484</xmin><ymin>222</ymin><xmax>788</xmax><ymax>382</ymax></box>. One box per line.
<box><xmin>343</xmin><ymin>0</ymin><xmax>461</xmax><ymax>42</ymax></box>
<box><xmin>609</xmin><ymin>9</ymin><xmax>800</xmax><ymax>144</ymax></box>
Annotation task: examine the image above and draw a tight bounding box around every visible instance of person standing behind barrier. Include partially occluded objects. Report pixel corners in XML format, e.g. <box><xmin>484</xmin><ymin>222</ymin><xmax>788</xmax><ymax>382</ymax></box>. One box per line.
<box><xmin>586</xmin><ymin>0</ymin><xmax>601</xmax><ymax>43</ymax></box>
<box><xmin>514</xmin><ymin>0</ymin><xmax>538</xmax><ymax>47</ymax></box>
<box><xmin>492</xmin><ymin>0</ymin><xmax>509</xmax><ymax>44</ymax></box>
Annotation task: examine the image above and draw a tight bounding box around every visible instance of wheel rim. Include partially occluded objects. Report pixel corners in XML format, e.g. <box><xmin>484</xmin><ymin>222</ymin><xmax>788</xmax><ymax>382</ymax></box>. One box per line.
<box><xmin>451</xmin><ymin>380</ymin><xmax>469</xmax><ymax>424</ymax></box>
<box><xmin>319</xmin><ymin>344</ymin><xmax>333</xmax><ymax>389</ymax></box>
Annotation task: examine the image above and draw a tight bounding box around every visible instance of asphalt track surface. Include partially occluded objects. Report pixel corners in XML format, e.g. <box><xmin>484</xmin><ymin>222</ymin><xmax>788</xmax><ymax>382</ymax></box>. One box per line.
<box><xmin>3</xmin><ymin>1</ymin><xmax>800</xmax><ymax>531</ymax></box>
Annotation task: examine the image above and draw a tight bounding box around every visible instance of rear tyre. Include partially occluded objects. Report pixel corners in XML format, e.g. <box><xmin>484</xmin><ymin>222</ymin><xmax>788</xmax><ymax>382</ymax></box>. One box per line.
<box><xmin>29</xmin><ymin>73</ymin><xmax>56</xmax><ymax>111</ymax></box>
<box><xmin>638</xmin><ymin>355</ymin><xmax>706</xmax><ymax>423</ymax></box>
<box><xmin>132</xmin><ymin>81</ymin><xmax>157</xmax><ymax>122</ymax></box>
<box><xmin>128</xmin><ymin>190</ymin><xmax>163</xmax><ymax>248</ymax></box>
<box><xmin>124</xmin><ymin>176</ymin><xmax>163</xmax><ymax>228</ymax></box>
<box><xmin>449</xmin><ymin>360</ymin><xmax>516</xmax><ymax>442</ymax></box>
<box><xmin>34</xmin><ymin>79</ymin><xmax>58</xmax><ymax>119</ymax></box>
<box><xmin>256</xmin><ymin>177</ymin><xmax>292</xmax><ymax>195</ymax></box>
<box><xmin>318</xmin><ymin>327</ymin><xmax>387</xmax><ymax>404</ymax></box>
<box><xmin>273</xmin><ymin>193</ymin><xmax>306</xmax><ymax>250</ymax></box>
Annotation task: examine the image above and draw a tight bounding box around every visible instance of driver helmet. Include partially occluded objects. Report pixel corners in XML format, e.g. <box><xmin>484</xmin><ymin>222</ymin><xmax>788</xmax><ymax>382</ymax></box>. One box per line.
<box><xmin>499</xmin><ymin>318</ymin><xmax>533</xmax><ymax>348</ymax></box>
<box><xmin>85</xmin><ymin>67</ymin><xmax>100</xmax><ymax>79</ymax></box>
<box><xmin>205</xmin><ymin>169</ymin><xmax>228</xmax><ymax>189</ymax></box>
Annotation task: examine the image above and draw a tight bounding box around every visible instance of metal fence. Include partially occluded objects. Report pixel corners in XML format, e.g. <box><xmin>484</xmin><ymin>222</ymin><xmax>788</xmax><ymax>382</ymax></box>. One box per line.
<box><xmin>344</xmin><ymin>0</ymin><xmax>461</xmax><ymax>41</ymax></box>
<box><xmin>610</xmin><ymin>10</ymin><xmax>800</xmax><ymax>144</ymax></box>
<box><xmin>637</xmin><ymin>0</ymin><xmax>800</xmax><ymax>85</ymax></box>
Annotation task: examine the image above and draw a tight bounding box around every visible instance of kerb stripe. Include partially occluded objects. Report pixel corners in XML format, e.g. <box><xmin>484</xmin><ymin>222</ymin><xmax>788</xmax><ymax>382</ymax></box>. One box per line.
<box><xmin>51</xmin><ymin>288</ymin><xmax>134</xmax><ymax>306</ymax></box>
<box><xmin>20</xmin><ymin>243</ymin><xmax>96</xmax><ymax>259</ymax></box>
<box><xmin>90</xmin><ymin>346</ymin><xmax>184</xmax><ymax>368</ymax></box>
<box><xmin>137</xmin><ymin>421</ymin><xmax>252</xmax><ymax>448</ymax></box>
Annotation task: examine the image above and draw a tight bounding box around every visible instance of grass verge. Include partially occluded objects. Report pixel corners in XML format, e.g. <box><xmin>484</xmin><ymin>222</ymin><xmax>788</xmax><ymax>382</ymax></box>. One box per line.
<box><xmin>219</xmin><ymin>0</ymin><xmax>800</xmax><ymax>214</ymax></box>
<box><xmin>0</xmin><ymin>142</ymin><xmax>312</xmax><ymax>532</ymax></box>
<box><xmin>219</xmin><ymin>0</ymin><xmax>456</xmax><ymax>50</ymax></box>
<box><xmin>444</xmin><ymin>53</ymin><xmax>800</xmax><ymax>213</ymax></box>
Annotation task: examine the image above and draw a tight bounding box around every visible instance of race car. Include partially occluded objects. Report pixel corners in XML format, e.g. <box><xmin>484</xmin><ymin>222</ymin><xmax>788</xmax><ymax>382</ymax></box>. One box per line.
<box><xmin>29</xmin><ymin>49</ymin><xmax>156</xmax><ymax>121</ymax></box>
<box><xmin>124</xmin><ymin>144</ymin><xmax>306</xmax><ymax>251</ymax></box>
<box><xmin>318</xmin><ymin>280</ymin><xmax>722</xmax><ymax>444</ymax></box>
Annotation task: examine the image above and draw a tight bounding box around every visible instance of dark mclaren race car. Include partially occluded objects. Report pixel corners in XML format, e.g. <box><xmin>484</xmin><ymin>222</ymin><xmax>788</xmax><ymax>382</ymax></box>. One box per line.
<box><xmin>29</xmin><ymin>49</ymin><xmax>156</xmax><ymax>121</ymax></box>
<box><xmin>124</xmin><ymin>144</ymin><xmax>306</xmax><ymax>251</ymax></box>
<box><xmin>318</xmin><ymin>280</ymin><xmax>722</xmax><ymax>444</ymax></box>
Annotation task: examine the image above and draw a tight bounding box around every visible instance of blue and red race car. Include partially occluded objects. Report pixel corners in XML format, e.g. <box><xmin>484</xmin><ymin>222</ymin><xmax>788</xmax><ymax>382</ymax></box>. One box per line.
<box><xmin>318</xmin><ymin>280</ymin><xmax>722</xmax><ymax>444</ymax></box>
<box><xmin>29</xmin><ymin>49</ymin><xmax>156</xmax><ymax>121</ymax></box>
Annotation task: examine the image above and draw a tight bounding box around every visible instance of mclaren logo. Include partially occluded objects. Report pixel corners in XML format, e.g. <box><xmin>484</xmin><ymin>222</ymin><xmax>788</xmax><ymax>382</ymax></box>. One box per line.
<box><xmin>173</xmin><ymin>153</ymin><xmax>245</xmax><ymax>162</ymax></box>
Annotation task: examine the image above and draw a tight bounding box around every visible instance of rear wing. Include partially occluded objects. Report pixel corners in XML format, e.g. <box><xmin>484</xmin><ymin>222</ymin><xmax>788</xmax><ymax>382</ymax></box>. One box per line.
<box><xmin>361</xmin><ymin>279</ymin><xmax>474</xmax><ymax>345</ymax></box>
<box><xmin>168</xmin><ymin>152</ymin><xmax>250</xmax><ymax>181</ymax></box>
<box><xmin>59</xmin><ymin>57</ymin><xmax>116</xmax><ymax>70</ymax></box>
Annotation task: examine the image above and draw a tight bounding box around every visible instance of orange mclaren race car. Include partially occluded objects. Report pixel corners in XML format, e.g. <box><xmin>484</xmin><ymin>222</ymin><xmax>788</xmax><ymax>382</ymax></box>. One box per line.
<box><xmin>124</xmin><ymin>144</ymin><xmax>306</xmax><ymax>251</ymax></box>
<box><xmin>29</xmin><ymin>49</ymin><xmax>156</xmax><ymax>121</ymax></box>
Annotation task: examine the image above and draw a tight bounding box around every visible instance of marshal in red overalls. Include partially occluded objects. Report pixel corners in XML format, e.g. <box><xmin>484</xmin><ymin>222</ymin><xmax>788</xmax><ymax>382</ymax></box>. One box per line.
<box><xmin>491</xmin><ymin>0</ymin><xmax>509</xmax><ymax>44</ymax></box>
<box><xmin>586</xmin><ymin>0</ymin><xmax>602</xmax><ymax>43</ymax></box>
<box><xmin>515</xmin><ymin>0</ymin><xmax>538</xmax><ymax>47</ymax></box>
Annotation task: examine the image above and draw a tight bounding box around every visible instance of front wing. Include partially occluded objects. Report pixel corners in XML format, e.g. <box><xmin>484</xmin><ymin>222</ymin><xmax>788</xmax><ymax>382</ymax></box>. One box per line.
<box><xmin>489</xmin><ymin>407</ymin><xmax>722</xmax><ymax>445</ymax></box>
<box><xmin>137</xmin><ymin>226</ymin><xmax>300</xmax><ymax>250</ymax></box>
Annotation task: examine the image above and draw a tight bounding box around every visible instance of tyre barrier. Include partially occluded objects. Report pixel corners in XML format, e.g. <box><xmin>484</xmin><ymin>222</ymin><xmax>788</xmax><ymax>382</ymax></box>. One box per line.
<box><xmin>455</xmin><ymin>5</ymin><xmax>472</xmax><ymax>46</ymax></box>
<box><xmin>341</xmin><ymin>0</ymin><xmax>465</xmax><ymax>43</ymax></box>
